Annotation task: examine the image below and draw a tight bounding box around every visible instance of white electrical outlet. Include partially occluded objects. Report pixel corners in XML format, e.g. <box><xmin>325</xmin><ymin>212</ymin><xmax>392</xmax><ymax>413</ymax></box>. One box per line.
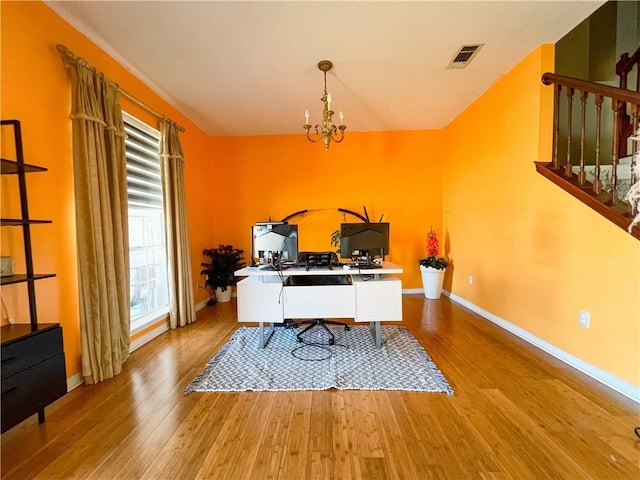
<box><xmin>468</xmin><ymin>275</ymin><xmax>473</xmax><ymax>285</ymax></box>
<box><xmin>579</xmin><ymin>310</ymin><xmax>590</xmax><ymax>328</ymax></box>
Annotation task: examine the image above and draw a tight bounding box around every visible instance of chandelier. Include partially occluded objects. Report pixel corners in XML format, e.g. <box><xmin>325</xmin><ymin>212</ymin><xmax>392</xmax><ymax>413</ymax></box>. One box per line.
<box><xmin>303</xmin><ymin>60</ymin><xmax>346</xmax><ymax>151</ymax></box>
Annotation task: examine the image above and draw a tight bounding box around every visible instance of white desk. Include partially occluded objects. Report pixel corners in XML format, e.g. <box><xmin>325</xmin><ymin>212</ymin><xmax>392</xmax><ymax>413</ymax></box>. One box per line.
<box><xmin>234</xmin><ymin>262</ymin><xmax>403</xmax><ymax>348</ymax></box>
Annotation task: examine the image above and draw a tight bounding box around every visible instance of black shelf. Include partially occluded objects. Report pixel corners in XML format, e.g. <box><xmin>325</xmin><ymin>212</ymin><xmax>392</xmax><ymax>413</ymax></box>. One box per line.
<box><xmin>1</xmin><ymin>273</ymin><xmax>56</xmax><ymax>286</ymax></box>
<box><xmin>1</xmin><ymin>158</ymin><xmax>47</xmax><ymax>174</ymax></box>
<box><xmin>0</xmin><ymin>119</ymin><xmax>65</xmax><ymax>433</ymax></box>
<box><xmin>1</xmin><ymin>218</ymin><xmax>52</xmax><ymax>226</ymax></box>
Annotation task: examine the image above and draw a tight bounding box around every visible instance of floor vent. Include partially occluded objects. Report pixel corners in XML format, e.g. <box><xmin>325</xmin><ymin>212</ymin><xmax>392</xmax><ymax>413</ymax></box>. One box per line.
<box><xmin>447</xmin><ymin>44</ymin><xmax>483</xmax><ymax>69</ymax></box>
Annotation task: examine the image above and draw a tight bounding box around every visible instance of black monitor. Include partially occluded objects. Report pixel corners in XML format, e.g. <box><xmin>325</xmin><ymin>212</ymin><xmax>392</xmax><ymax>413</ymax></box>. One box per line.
<box><xmin>339</xmin><ymin>222</ymin><xmax>389</xmax><ymax>259</ymax></box>
<box><xmin>252</xmin><ymin>223</ymin><xmax>299</xmax><ymax>264</ymax></box>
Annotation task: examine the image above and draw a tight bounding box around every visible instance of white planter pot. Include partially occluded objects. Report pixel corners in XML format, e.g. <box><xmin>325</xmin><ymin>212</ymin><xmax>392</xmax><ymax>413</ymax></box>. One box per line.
<box><xmin>420</xmin><ymin>265</ymin><xmax>445</xmax><ymax>299</ymax></box>
<box><xmin>215</xmin><ymin>286</ymin><xmax>233</xmax><ymax>303</ymax></box>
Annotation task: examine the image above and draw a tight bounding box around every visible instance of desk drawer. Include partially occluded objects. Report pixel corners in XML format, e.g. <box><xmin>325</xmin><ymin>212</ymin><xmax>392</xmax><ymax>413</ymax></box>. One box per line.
<box><xmin>283</xmin><ymin>284</ymin><xmax>355</xmax><ymax>318</ymax></box>
<box><xmin>237</xmin><ymin>276</ymin><xmax>284</xmax><ymax>322</ymax></box>
<box><xmin>354</xmin><ymin>276</ymin><xmax>402</xmax><ymax>321</ymax></box>
<box><xmin>1</xmin><ymin>327</ymin><xmax>63</xmax><ymax>380</ymax></box>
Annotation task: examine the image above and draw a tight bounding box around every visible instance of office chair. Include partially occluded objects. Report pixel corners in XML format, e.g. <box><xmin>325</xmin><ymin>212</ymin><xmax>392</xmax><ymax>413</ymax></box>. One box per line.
<box><xmin>296</xmin><ymin>318</ymin><xmax>349</xmax><ymax>345</ymax></box>
<box><xmin>289</xmin><ymin>252</ymin><xmax>350</xmax><ymax>345</ymax></box>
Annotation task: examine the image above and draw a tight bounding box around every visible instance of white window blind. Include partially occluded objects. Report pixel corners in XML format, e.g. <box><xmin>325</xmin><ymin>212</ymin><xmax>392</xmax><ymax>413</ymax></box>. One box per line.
<box><xmin>125</xmin><ymin>121</ymin><xmax>163</xmax><ymax>208</ymax></box>
<box><xmin>123</xmin><ymin>112</ymin><xmax>169</xmax><ymax>332</ymax></box>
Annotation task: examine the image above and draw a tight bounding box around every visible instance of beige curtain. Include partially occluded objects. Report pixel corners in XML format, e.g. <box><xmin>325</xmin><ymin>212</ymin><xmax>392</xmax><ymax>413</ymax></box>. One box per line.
<box><xmin>58</xmin><ymin>46</ymin><xmax>130</xmax><ymax>385</ymax></box>
<box><xmin>160</xmin><ymin>120</ymin><xmax>196</xmax><ymax>328</ymax></box>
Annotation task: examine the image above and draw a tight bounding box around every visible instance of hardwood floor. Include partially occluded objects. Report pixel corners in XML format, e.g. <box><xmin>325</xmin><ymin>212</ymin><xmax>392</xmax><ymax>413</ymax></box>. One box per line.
<box><xmin>2</xmin><ymin>295</ymin><xmax>639</xmax><ymax>479</ymax></box>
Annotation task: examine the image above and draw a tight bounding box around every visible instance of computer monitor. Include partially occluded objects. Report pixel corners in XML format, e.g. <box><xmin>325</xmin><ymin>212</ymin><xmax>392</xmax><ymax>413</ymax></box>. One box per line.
<box><xmin>339</xmin><ymin>222</ymin><xmax>389</xmax><ymax>260</ymax></box>
<box><xmin>252</xmin><ymin>223</ymin><xmax>299</xmax><ymax>264</ymax></box>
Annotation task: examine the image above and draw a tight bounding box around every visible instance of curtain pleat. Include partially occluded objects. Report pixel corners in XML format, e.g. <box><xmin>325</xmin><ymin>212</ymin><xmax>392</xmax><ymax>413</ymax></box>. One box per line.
<box><xmin>59</xmin><ymin>47</ymin><xmax>130</xmax><ymax>385</ymax></box>
<box><xmin>161</xmin><ymin>120</ymin><xmax>196</xmax><ymax>328</ymax></box>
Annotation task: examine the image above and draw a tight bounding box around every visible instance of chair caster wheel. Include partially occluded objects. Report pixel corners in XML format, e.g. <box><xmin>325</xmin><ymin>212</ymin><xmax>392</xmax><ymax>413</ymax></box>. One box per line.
<box><xmin>344</xmin><ymin>326</ymin><xmax>350</xmax><ymax>331</ymax></box>
<box><xmin>329</xmin><ymin>339</ymin><xmax>335</xmax><ymax>345</ymax></box>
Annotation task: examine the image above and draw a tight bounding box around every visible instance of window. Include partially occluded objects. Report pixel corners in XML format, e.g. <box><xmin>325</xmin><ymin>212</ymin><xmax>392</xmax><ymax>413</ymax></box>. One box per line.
<box><xmin>123</xmin><ymin>112</ymin><xmax>169</xmax><ymax>332</ymax></box>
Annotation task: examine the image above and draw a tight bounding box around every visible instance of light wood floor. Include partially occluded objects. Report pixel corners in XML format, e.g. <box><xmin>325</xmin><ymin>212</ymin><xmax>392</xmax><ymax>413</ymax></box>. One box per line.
<box><xmin>2</xmin><ymin>295</ymin><xmax>639</xmax><ymax>479</ymax></box>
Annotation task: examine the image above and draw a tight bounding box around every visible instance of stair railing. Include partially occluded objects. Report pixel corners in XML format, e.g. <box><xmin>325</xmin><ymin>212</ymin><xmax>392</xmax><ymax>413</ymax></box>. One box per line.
<box><xmin>538</xmin><ymin>72</ymin><xmax>640</xmax><ymax>239</ymax></box>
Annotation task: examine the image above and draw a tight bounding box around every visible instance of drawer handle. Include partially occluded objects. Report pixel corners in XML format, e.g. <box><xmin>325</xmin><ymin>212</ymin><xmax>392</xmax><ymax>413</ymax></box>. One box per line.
<box><xmin>1</xmin><ymin>357</ymin><xmax>17</xmax><ymax>365</ymax></box>
<box><xmin>2</xmin><ymin>387</ymin><xmax>17</xmax><ymax>397</ymax></box>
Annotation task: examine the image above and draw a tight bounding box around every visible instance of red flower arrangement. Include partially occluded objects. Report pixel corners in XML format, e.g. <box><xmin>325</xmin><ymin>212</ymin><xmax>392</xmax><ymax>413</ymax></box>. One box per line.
<box><xmin>418</xmin><ymin>226</ymin><xmax>448</xmax><ymax>270</ymax></box>
<box><xmin>426</xmin><ymin>228</ymin><xmax>440</xmax><ymax>257</ymax></box>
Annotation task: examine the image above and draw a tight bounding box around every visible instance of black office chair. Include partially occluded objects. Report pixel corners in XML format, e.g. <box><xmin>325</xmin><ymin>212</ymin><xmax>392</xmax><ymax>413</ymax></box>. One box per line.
<box><xmin>296</xmin><ymin>317</ymin><xmax>350</xmax><ymax>345</ymax></box>
<box><xmin>288</xmin><ymin>252</ymin><xmax>350</xmax><ymax>345</ymax></box>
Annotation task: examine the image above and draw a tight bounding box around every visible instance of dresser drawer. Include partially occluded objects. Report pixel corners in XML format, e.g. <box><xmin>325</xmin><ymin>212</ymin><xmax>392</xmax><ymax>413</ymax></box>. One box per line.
<box><xmin>1</xmin><ymin>352</ymin><xmax>67</xmax><ymax>432</ymax></box>
<box><xmin>1</xmin><ymin>327</ymin><xmax>63</xmax><ymax>380</ymax></box>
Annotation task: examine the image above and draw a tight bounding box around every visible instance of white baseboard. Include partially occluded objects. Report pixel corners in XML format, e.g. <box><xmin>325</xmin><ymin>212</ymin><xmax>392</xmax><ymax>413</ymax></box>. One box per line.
<box><xmin>66</xmin><ymin>372</ymin><xmax>84</xmax><ymax>392</ymax></box>
<box><xmin>195</xmin><ymin>298</ymin><xmax>210</xmax><ymax>312</ymax></box>
<box><xmin>195</xmin><ymin>291</ymin><xmax>237</xmax><ymax>312</ymax></box>
<box><xmin>402</xmin><ymin>288</ymin><xmax>423</xmax><ymax>295</ymax></box>
<box><xmin>444</xmin><ymin>290</ymin><xmax>640</xmax><ymax>404</ymax></box>
<box><xmin>129</xmin><ymin>319</ymin><xmax>170</xmax><ymax>352</ymax></box>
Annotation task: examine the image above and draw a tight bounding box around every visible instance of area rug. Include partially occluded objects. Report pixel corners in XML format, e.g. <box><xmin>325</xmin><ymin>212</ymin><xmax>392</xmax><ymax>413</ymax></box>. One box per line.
<box><xmin>184</xmin><ymin>325</ymin><xmax>453</xmax><ymax>395</ymax></box>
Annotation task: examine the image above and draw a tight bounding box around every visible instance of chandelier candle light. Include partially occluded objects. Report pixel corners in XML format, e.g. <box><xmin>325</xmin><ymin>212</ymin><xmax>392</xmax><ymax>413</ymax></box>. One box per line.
<box><xmin>303</xmin><ymin>60</ymin><xmax>346</xmax><ymax>152</ymax></box>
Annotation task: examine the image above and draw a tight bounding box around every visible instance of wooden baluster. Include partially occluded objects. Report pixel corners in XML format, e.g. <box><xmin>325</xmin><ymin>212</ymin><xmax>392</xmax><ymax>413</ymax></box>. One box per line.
<box><xmin>593</xmin><ymin>94</ymin><xmax>603</xmax><ymax>195</ymax></box>
<box><xmin>578</xmin><ymin>90</ymin><xmax>588</xmax><ymax>185</ymax></box>
<box><xmin>630</xmin><ymin>105</ymin><xmax>639</xmax><ymax>217</ymax></box>
<box><xmin>611</xmin><ymin>99</ymin><xmax>621</xmax><ymax>205</ymax></box>
<box><xmin>565</xmin><ymin>87</ymin><xmax>574</xmax><ymax>177</ymax></box>
<box><xmin>630</xmin><ymin>105</ymin><xmax>638</xmax><ymax>187</ymax></box>
<box><xmin>553</xmin><ymin>84</ymin><xmax>561</xmax><ymax>169</ymax></box>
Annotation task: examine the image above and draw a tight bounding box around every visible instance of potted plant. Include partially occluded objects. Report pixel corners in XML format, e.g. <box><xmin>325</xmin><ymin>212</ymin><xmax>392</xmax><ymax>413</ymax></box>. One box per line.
<box><xmin>418</xmin><ymin>227</ymin><xmax>448</xmax><ymax>299</ymax></box>
<box><xmin>201</xmin><ymin>244</ymin><xmax>246</xmax><ymax>304</ymax></box>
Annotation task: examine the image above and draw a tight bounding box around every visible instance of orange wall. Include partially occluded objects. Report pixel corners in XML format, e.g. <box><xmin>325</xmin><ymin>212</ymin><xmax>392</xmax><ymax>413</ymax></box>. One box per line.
<box><xmin>211</xmin><ymin>131</ymin><xmax>444</xmax><ymax>279</ymax></box>
<box><xmin>1</xmin><ymin>1</ymin><xmax>443</xmax><ymax>381</ymax></box>
<box><xmin>3</xmin><ymin>2</ymin><xmax>637</xmax><ymax>390</ymax></box>
<box><xmin>443</xmin><ymin>44</ymin><xmax>640</xmax><ymax>387</ymax></box>
<box><xmin>1</xmin><ymin>1</ymin><xmax>214</xmax><ymax>378</ymax></box>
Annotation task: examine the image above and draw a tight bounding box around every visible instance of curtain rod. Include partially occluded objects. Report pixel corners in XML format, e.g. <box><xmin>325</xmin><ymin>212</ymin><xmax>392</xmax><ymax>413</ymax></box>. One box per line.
<box><xmin>56</xmin><ymin>44</ymin><xmax>185</xmax><ymax>133</ymax></box>
<box><xmin>119</xmin><ymin>89</ymin><xmax>185</xmax><ymax>132</ymax></box>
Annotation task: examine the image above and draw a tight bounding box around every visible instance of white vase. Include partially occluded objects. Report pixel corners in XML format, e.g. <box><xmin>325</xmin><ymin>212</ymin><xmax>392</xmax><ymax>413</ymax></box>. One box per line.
<box><xmin>420</xmin><ymin>265</ymin><xmax>445</xmax><ymax>299</ymax></box>
<box><xmin>215</xmin><ymin>286</ymin><xmax>233</xmax><ymax>303</ymax></box>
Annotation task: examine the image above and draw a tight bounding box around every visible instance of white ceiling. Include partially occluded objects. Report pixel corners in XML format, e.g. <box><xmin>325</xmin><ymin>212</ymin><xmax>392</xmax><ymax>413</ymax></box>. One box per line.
<box><xmin>45</xmin><ymin>1</ymin><xmax>605</xmax><ymax>136</ymax></box>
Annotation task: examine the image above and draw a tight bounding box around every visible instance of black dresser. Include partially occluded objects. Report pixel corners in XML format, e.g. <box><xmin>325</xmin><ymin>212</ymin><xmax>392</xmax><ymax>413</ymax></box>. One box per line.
<box><xmin>1</xmin><ymin>323</ymin><xmax>67</xmax><ymax>433</ymax></box>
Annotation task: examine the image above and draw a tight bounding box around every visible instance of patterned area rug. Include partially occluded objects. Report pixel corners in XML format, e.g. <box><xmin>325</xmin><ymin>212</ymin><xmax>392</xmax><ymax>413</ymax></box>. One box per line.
<box><xmin>184</xmin><ymin>325</ymin><xmax>453</xmax><ymax>394</ymax></box>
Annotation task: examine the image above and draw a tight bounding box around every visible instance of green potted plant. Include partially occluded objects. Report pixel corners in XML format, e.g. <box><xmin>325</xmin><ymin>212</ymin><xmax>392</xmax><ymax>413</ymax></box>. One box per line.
<box><xmin>201</xmin><ymin>244</ymin><xmax>246</xmax><ymax>304</ymax></box>
<box><xmin>418</xmin><ymin>227</ymin><xmax>448</xmax><ymax>299</ymax></box>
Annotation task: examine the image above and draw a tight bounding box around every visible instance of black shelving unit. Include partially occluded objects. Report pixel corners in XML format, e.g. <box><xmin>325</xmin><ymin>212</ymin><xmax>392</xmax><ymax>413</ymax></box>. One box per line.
<box><xmin>0</xmin><ymin>124</ymin><xmax>56</xmax><ymax>326</ymax></box>
<box><xmin>1</xmin><ymin>119</ymin><xmax>66</xmax><ymax>433</ymax></box>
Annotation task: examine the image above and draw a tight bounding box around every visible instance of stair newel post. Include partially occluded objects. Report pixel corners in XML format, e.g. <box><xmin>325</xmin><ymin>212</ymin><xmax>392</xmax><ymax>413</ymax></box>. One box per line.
<box><xmin>593</xmin><ymin>94</ymin><xmax>604</xmax><ymax>195</ymax></box>
<box><xmin>553</xmin><ymin>83</ymin><xmax>561</xmax><ymax>169</ymax></box>
<box><xmin>617</xmin><ymin>52</ymin><xmax>629</xmax><ymax>90</ymax></box>
<box><xmin>578</xmin><ymin>89</ymin><xmax>588</xmax><ymax>185</ymax></box>
<box><xmin>611</xmin><ymin>99</ymin><xmax>621</xmax><ymax>204</ymax></box>
<box><xmin>565</xmin><ymin>87</ymin><xmax>574</xmax><ymax>177</ymax></box>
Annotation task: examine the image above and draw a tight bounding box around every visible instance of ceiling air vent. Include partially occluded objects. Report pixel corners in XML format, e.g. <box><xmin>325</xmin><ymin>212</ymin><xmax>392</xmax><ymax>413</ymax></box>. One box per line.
<box><xmin>447</xmin><ymin>44</ymin><xmax>483</xmax><ymax>69</ymax></box>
